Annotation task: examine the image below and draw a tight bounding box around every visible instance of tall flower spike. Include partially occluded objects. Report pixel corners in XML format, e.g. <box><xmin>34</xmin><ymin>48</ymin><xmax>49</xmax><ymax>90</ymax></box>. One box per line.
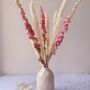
<box><xmin>29</xmin><ymin>1</ymin><xmax>42</xmax><ymax>43</ymax></box>
<box><xmin>45</xmin><ymin>12</ymin><xmax>49</xmax><ymax>58</ymax></box>
<box><xmin>20</xmin><ymin>9</ymin><xmax>35</xmax><ymax>39</ymax></box>
<box><xmin>49</xmin><ymin>0</ymin><xmax>68</xmax><ymax>54</ymax></box>
<box><xmin>29</xmin><ymin>0</ymin><xmax>45</xmax><ymax>60</ymax></box>
<box><xmin>49</xmin><ymin>0</ymin><xmax>81</xmax><ymax>58</ymax></box>
<box><xmin>40</xmin><ymin>6</ymin><xmax>49</xmax><ymax>64</ymax></box>
<box><xmin>16</xmin><ymin>0</ymin><xmax>42</xmax><ymax>60</ymax></box>
<box><xmin>51</xmin><ymin>16</ymin><xmax>71</xmax><ymax>54</ymax></box>
<box><xmin>40</xmin><ymin>6</ymin><xmax>47</xmax><ymax>36</ymax></box>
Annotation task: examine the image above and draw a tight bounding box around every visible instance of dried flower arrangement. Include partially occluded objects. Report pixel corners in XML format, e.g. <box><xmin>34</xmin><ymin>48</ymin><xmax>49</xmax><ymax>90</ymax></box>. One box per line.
<box><xmin>16</xmin><ymin>0</ymin><xmax>81</xmax><ymax>68</ymax></box>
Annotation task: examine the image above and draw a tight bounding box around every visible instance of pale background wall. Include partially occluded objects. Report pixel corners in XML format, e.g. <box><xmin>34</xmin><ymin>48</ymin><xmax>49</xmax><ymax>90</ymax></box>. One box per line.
<box><xmin>0</xmin><ymin>0</ymin><xmax>90</xmax><ymax>75</ymax></box>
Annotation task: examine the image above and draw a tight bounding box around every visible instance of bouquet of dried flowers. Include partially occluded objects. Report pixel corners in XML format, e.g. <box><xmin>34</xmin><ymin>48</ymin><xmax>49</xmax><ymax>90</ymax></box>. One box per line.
<box><xmin>16</xmin><ymin>0</ymin><xmax>81</xmax><ymax>68</ymax></box>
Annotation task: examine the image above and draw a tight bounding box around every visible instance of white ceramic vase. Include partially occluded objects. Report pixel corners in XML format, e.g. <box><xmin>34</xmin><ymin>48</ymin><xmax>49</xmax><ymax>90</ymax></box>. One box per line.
<box><xmin>37</xmin><ymin>67</ymin><xmax>54</xmax><ymax>90</ymax></box>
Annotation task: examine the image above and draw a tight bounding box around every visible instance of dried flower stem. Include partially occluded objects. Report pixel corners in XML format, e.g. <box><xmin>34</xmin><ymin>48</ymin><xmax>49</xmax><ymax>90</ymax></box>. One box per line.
<box><xmin>16</xmin><ymin>0</ymin><xmax>44</xmax><ymax>64</ymax></box>
<box><xmin>29</xmin><ymin>0</ymin><xmax>45</xmax><ymax>59</ymax></box>
<box><xmin>40</xmin><ymin>6</ymin><xmax>48</xmax><ymax>64</ymax></box>
<box><xmin>49</xmin><ymin>0</ymin><xmax>68</xmax><ymax>55</ymax></box>
<box><xmin>49</xmin><ymin>0</ymin><xmax>81</xmax><ymax>59</ymax></box>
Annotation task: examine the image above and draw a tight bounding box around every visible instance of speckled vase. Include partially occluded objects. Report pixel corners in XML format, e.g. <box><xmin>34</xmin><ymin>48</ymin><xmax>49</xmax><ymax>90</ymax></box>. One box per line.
<box><xmin>37</xmin><ymin>67</ymin><xmax>54</xmax><ymax>90</ymax></box>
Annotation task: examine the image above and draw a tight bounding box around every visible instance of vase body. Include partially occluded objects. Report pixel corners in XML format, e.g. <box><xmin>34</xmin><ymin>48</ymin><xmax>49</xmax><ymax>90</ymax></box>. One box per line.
<box><xmin>37</xmin><ymin>67</ymin><xmax>54</xmax><ymax>90</ymax></box>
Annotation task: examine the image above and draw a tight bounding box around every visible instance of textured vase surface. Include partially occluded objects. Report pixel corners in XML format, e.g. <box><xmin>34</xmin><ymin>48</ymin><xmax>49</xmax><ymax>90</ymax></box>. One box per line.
<box><xmin>37</xmin><ymin>67</ymin><xmax>54</xmax><ymax>90</ymax></box>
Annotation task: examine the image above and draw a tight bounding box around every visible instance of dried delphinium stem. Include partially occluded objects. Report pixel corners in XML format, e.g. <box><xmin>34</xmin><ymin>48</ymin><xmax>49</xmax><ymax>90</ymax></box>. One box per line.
<box><xmin>49</xmin><ymin>0</ymin><xmax>68</xmax><ymax>55</ymax></box>
<box><xmin>45</xmin><ymin>12</ymin><xmax>49</xmax><ymax>65</ymax></box>
<box><xmin>40</xmin><ymin>6</ymin><xmax>49</xmax><ymax>67</ymax></box>
<box><xmin>49</xmin><ymin>0</ymin><xmax>81</xmax><ymax>59</ymax></box>
<box><xmin>16</xmin><ymin>0</ymin><xmax>45</xmax><ymax>66</ymax></box>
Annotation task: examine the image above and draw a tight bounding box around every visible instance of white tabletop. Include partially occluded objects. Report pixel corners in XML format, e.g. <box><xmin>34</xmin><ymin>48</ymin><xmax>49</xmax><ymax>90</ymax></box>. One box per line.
<box><xmin>0</xmin><ymin>74</ymin><xmax>90</xmax><ymax>90</ymax></box>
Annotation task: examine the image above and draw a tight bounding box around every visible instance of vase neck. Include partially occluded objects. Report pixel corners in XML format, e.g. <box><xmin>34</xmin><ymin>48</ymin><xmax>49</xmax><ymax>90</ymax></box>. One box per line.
<box><xmin>43</xmin><ymin>63</ymin><xmax>49</xmax><ymax>68</ymax></box>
